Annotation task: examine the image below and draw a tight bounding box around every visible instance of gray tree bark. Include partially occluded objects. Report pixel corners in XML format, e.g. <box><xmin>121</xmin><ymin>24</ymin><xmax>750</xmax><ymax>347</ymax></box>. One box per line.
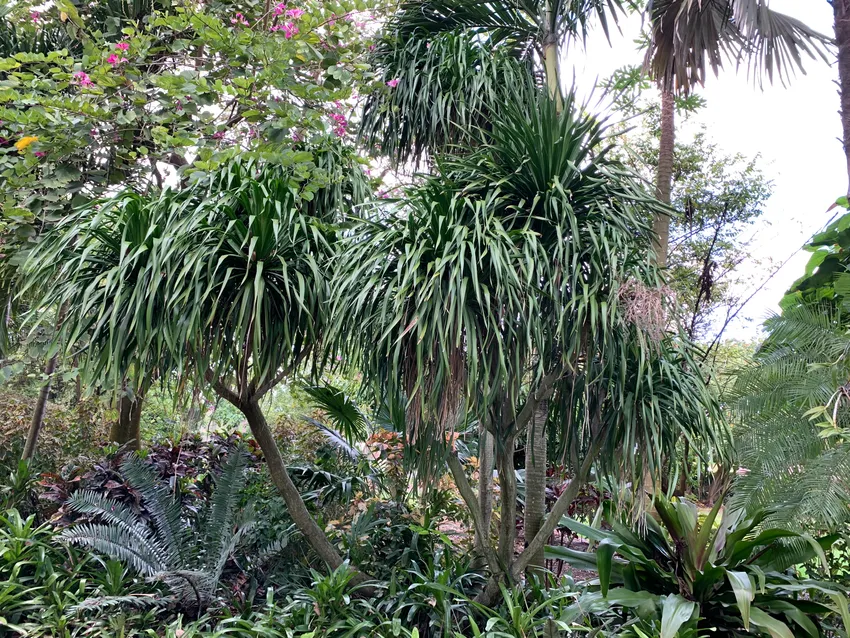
<box><xmin>523</xmin><ymin>400</ymin><xmax>548</xmax><ymax>575</ymax></box>
<box><xmin>835</xmin><ymin>0</ymin><xmax>850</xmax><ymax>192</ymax></box>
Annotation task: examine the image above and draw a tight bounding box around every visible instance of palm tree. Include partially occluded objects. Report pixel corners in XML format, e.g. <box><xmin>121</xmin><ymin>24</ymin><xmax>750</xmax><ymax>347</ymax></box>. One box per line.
<box><xmin>643</xmin><ymin>0</ymin><xmax>831</xmax><ymax>265</ymax></box>
<box><xmin>336</xmin><ymin>88</ymin><xmax>727</xmax><ymax>602</ymax></box>
<box><xmin>22</xmin><ymin>153</ymin><xmax>370</xmax><ymax>580</ymax></box>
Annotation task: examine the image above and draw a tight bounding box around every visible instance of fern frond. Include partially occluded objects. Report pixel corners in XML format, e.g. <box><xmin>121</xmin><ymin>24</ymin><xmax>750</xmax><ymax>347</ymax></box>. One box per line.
<box><xmin>69</xmin><ymin>594</ymin><xmax>165</xmax><ymax>615</ymax></box>
<box><xmin>202</xmin><ymin>451</ymin><xmax>248</xmax><ymax>574</ymax></box>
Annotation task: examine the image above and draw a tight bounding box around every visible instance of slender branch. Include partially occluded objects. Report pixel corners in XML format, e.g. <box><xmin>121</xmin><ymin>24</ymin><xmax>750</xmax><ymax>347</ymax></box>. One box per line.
<box><xmin>255</xmin><ymin>349</ymin><xmax>310</xmax><ymax>399</ymax></box>
<box><xmin>206</xmin><ymin>370</ymin><xmax>241</xmax><ymax>406</ymax></box>
<box><xmin>446</xmin><ymin>454</ymin><xmax>501</xmax><ymax>573</ymax></box>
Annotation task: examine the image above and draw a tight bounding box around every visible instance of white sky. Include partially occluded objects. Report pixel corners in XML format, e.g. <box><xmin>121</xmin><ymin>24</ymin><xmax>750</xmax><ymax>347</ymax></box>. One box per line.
<box><xmin>566</xmin><ymin>3</ymin><xmax>843</xmax><ymax>341</ymax></box>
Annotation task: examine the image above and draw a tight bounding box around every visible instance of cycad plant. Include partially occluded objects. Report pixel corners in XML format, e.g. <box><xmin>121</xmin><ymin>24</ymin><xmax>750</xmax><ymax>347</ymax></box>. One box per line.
<box><xmin>731</xmin><ymin>303</ymin><xmax>850</xmax><ymax>531</ymax></box>
<box><xmin>550</xmin><ymin>495</ymin><xmax>850</xmax><ymax>637</ymax></box>
<box><xmin>730</xmin><ymin>204</ymin><xmax>850</xmax><ymax>531</ymax></box>
<box><xmin>61</xmin><ymin>451</ymin><xmax>251</xmax><ymax>613</ymax></box>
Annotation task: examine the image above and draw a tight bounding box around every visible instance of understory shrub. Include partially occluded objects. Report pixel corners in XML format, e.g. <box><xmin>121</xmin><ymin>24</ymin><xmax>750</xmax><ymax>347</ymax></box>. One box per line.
<box><xmin>548</xmin><ymin>495</ymin><xmax>850</xmax><ymax>637</ymax></box>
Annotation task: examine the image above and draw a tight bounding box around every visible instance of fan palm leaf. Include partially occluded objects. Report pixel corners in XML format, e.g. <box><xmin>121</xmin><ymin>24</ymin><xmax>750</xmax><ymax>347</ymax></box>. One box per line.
<box><xmin>644</xmin><ymin>0</ymin><xmax>832</xmax><ymax>95</ymax></box>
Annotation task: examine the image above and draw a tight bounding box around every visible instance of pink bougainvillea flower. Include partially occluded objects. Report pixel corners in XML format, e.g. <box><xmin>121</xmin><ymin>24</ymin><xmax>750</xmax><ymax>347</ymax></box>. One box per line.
<box><xmin>106</xmin><ymin>53</ymin><xmax>128</xmax><ymax>66</ymax></box>
<box><xmin>281</xmin><ymin>21</ymin><xmax>298</xmax><ymax>38</ymax></box>
<box><xmin>231</xmin><ymin>12</ymin><xmax>249</xmax><ymax>26</ymax></box>
<box><xmin>285</xmin><ymin>8</ymin><xmax>304</xmax><ymax>19</ymax></box>
<box><xmin>34</xmin><ymin>151</ymin><xmax>46</xmax><ymax>158</ymax></box>
<box><xmin>329</xmin><ymin>112</ymin><xmax>347</xmax><ymax>137</ymax></box>
<box><xmin>73</xmin><ymin>71</ymin><xmax>94</xmax><ymax>87</ymax></box>
<box><xmin>116</xmin><ymin>41</ymin><xmax>130</xmax><ymax>51</ymax></box>
<box><xmin>386</xmin><ymin>78</ymin><xmax>400</xmax><ymax>88</ymax></box>
<box><xmin>30</xmin><ymin>11</ymin><xmax>40</xmax><ymax>23</ymax></box>
<box><xmin>273</xmin><ymin>2</ymin><xmax>286</xmax><ymax>15</ymax></box>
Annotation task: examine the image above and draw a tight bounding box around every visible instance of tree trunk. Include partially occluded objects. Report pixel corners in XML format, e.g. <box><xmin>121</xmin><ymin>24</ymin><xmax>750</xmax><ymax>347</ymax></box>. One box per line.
<box><xmin>654</xmin><ymin>88</ymin><xmax>675</xmax><ymax>267</ymax></box>
<box><xmin>496</xmin><ymin>433</ymin><xmax>518</xmax><ymax>569</ymax></box>
<box><xmin>21</xmin><ymin>351</ymin><xmax>59</xmax><ymax>461</ymax></box>
<box><xmin>523</xmin><ymin>400</ymin><xmax>548</xmax><ymax>576</ymax></box>
<box><xmin>475</xmin><ymin>424</ymin><xmax>495</xmax><ymax>565</ymax></box>
<box><xmin>541</xmin><ymin>5</ymin><xmax>563</xmax><ymax>114</ymax></box>
<box><xmin>21</xmin><ymin>305</ymin><xmax>67</xmax><ymax>462</ymax></box>
<box><xmin>111</xmin><ymin>391</ymin><xmax>144</xmax><ymax>450</ymax></box>
<box><xmin>835</xmin><ymin>0</ymin><xmax>850</xmax><ymax>192</ymax></box>
<box><xmin>239</xmin><ymin>398</ymin><xmax>363</xmax><ymax>581</ymax></box>
<box><xmin>676</xmin><ymin>440</ymin><xmax>690</xmax><ymax>496</ymax></box>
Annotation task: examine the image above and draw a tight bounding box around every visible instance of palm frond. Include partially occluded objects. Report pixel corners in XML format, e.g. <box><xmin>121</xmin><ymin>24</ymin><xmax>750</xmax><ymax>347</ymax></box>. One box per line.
<box><xmin>644</xmin><ymin>0</ymin><xmax>831</xmax><ymax>95</ymax></box>
<box><xmin>302</xmin><ymin>383</ymin><xmax>369</xmax><ymax>445</ymax></box>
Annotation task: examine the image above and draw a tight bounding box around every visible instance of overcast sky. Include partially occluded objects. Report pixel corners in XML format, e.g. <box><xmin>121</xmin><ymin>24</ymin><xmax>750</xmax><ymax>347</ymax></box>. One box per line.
<box><xmin>566</xmin><ymin>2</ymin><xmax>843</xmax><ymax>341</ymax></box>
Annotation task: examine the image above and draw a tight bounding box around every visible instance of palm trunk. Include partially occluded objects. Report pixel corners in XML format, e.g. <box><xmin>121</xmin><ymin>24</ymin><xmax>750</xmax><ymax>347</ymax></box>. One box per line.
<box><xmin>542</xmin><ymin>5</ymin><xmax>563</xmax><ymax>113</ymax></box>
<box><xmin>111</xmin><ymin>391</ymin><xmax>144</xmax><ymax>450</ymax></box>
<box><xmin>238</xmin><ymin>398</ymin><xmax>365</xmax><ymax>582</ymax></box>
<box><xmin>523</xmin><ymin>400</ymin><xmax>548</xmax><ymax>575</ymax></box>
<box><xmin>654</xmin><ymin>89</ymin><xmax>675</xmax><ymax>267</ymax></box>
<box><xmin>835</xmin><ymin>0</ymin><xmax>850</xmax><ymax>192</ymax></box>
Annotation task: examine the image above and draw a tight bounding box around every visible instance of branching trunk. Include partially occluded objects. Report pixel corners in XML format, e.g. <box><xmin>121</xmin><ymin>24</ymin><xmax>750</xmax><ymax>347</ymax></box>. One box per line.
<box><xmin>654</xmin><ymin>89</ymin><xmax>675</xmax><ymax>267</ymax></box>
<box><xmin>523</xmin><ymin>400</ymin><xmax>548</xmax><ymax>575</ymax></box>
<box><xmin>237</xmin><ymin>397</ymin><xmax>369</xmax><ymax>585</ymax></box>
<box><xmin>111</xmin><ymin>391</ymin><xmax>145</xmax><ymax>450</ymax></box>
<box><xmin>835</xmin><ymin>0</ymin><xmax>850</xmax><ymax>192</ymax></box>
<box><xmin>496</xmin><ymin>433</ymin><xmax>518</xmax><ymax>570</ymax></box>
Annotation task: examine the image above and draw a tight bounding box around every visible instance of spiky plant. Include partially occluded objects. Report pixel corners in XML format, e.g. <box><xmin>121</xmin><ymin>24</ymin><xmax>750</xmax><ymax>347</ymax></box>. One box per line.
<box><xmin>61</xmin><ymin>451</ymin><xmax>251</xmax><ymax>611</ymax></box>
<box><xmin>334</xmin><ymin>87</ymin><xmax>728</xmax><ymax>603</ymax></box>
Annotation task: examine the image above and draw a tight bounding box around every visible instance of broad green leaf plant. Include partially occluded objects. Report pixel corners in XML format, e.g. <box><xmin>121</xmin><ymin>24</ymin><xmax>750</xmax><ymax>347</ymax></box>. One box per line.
<box><xmin>548</xmin><ymin>495</ymin><xmax>850</xmax><ymax>637</ymax></box>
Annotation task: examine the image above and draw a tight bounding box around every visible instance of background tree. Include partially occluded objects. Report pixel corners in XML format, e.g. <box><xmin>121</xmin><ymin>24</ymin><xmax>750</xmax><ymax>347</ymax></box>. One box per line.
<box><xmin>642</xmin><ymin>0</ymin><xmax>830</xmax><ymax>266</ymax></box>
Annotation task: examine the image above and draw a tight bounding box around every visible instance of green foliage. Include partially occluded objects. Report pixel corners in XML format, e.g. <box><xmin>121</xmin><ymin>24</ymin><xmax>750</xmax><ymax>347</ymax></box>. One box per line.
<box><xmin>23</xmin><ymin>155</ymin><xmax>365</xmax><ymax>403</ymax></box>
<box><xmin>785</xmin><ymin>199</ymin><xmax>850</xmax><ymax>309</ymax></box>
<box><xmin>61</xmin><ymin>451</ymin><xmax>251</xmax><ymax>612</ymax></box>
<box><xmin>336</xmin><ymin>87</ymin><xmax>726</xmax><ymax>485</ymax></box>
<box><xmin>732</xmin><ymin>302</ymin><xmax>850</xmax><ymax>530</ymax></box>
<box><xmin>548</xmin><ymin>495</ymin><xmax>850</xmax><ymax>637</ymax></box>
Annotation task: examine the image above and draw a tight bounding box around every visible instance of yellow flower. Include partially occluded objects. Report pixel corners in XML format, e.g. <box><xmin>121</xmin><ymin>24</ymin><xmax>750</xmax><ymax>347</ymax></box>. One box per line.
<box><xmin>14</xmin><ymin>136</ymin><xmax>39</xmax><ymax>152</ymax></box>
